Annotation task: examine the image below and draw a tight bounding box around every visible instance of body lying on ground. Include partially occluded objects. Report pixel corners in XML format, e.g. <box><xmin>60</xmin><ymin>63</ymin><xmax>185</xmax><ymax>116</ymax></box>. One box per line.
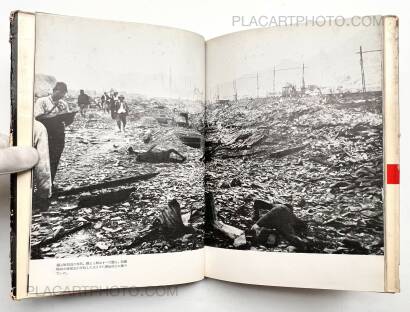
<box><xmin>128</xmin><ymin>145</ymin><xmax>186</xmax><ymax>163</ymax></box>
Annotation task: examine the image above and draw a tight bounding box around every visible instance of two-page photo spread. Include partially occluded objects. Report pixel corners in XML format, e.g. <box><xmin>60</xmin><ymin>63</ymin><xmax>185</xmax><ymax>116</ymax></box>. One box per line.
<box><xmin>9</xmin><ymin>12</ymin><xmax>399</xmax><ymax>298</ymax></box>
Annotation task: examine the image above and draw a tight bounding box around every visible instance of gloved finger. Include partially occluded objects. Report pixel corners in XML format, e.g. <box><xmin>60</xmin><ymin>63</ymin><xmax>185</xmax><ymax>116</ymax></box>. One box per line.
<box><xmin>0</xmin><ymin>146</ymin><xmax>39</xmax><ymax>174</ymax></box>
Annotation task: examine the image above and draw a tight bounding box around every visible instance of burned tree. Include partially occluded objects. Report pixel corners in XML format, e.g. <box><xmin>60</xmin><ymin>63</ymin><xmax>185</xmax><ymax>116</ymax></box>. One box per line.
<box><xmin>205</xmin><ymin>192</ymin><xmax>247</xmax><ymax>248</ymax></box>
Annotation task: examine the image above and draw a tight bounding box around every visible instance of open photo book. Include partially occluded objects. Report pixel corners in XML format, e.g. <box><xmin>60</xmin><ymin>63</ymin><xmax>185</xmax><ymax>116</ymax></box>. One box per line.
<box><xmin>9</xmin><ymin>11</ymin><xmax>399</xmax><ymax>299</ymax></box>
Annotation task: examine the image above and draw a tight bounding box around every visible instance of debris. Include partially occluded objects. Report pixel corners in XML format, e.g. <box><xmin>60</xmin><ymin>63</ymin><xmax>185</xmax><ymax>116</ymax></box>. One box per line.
<box><xmin>205</xmin><ymin>93</ymin><xmax>383</xmax><ymax>254</ymax></box>
<box><xmin>230</xmin><ymin>178</ymin><xmax>242</xmax><ymax>187</ymax></box>
<box><xmin>269</xmin><ymin>144</ymin><xmax>309</xmax><ymax>159</ymax></box>
<box><xmin>96</xmin><ymin>242</ymin><xmax>110</xmax><ymax>250</ymax></box>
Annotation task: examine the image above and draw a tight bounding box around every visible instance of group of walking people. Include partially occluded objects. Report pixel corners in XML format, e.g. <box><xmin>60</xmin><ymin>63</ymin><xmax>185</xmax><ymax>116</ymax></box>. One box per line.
<box><xmin>77</xmin><ymin>88</ymin><xmax>130</xmax><ymax>132</ymax></box>
<box><xmin>100</xmin><ymin>89</ymin><xmax>129</xmax><ymax>132</ymax></box>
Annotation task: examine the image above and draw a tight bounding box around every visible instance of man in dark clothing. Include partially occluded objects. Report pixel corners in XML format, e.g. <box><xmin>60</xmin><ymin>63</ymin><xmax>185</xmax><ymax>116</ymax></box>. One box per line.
<box><xmin>34</xmin><ymin>82</ymin><xmax>75</xmax><ymax>183</ymax></box>
<box><xmin>77</xmin><ymin>89</ymin><xmax>90</xmax><ymax>117</ymax></box>
<box><xmin>128</xmin><ymin>145</ymin><xmax>186</xmax><ymax>163</ymax></box>
<box><xmin>101</xmin><ymin>92</ymin><xmax>110</xmax><ymax>113</ymax></box>
<box><xmin>110</xmin><ymin>91</ymin><xmax>119</xmax><ymax>119</ymax></box>
<box><xmin>115</xmin><ymin>94</ymin><xmax>129</xmax><ymax>132</ymax></box>
<box><xmin>251</xmin><ymin>202</ymin><xmax>307</xmax><ymax>248</ymax></box>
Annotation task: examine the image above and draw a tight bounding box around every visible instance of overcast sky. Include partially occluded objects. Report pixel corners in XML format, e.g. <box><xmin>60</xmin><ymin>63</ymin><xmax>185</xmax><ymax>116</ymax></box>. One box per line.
<box><xmin>35</xmin><ymin>13</ymin><xmax>205</xmax><ymax>99</ymax></box>
<box><xmin>207</xmin><ymin>20</ymin><xmax>382</xmax><ymax>99</ymax></box>
<box><xmin>35</xmin><ymin>14</ymin><xmax>382</xmax><ymax>101</ymax></box>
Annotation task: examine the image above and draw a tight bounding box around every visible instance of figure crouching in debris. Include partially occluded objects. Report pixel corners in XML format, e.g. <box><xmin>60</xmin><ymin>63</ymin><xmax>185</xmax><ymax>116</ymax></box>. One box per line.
<box><xmin>128</xmin><ymin>145</ymin><xmax>186</xmax><ymax>163</ymax></box>
<box><xmin>115</xmin><ymin>94</ymin><xmax>129</xmax><ymax>132</ymax></box>
<box><xmin>251</xmin><ymin>200</ymin><xmax>308</xmax><ymax>250</ymax></box>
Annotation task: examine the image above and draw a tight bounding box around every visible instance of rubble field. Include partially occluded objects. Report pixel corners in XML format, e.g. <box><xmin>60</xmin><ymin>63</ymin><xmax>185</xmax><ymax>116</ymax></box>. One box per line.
<box><xmin>31</xmin><ymin>108</ymin><xmax>205</xmax><ymax>258</ymax></box>
<box><xmin>205</xmin><ymin>93</ymin><xmax>383</xmax><ymax>255</ymax></box>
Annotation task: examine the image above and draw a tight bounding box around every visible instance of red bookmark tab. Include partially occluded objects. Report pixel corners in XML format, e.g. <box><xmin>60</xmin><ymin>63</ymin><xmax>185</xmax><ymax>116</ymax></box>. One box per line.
<box><xmin>387</xmin><ymin>164</ymin><xmax>400</xmax><ymax>184</ymax></box>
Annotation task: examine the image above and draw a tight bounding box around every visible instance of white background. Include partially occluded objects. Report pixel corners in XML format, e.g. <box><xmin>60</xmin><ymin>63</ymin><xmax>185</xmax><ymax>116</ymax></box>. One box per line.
<box><xmin>0</xmin><ymin>0</ymin><xmax>408</xmax><ymax>310</ymax></box>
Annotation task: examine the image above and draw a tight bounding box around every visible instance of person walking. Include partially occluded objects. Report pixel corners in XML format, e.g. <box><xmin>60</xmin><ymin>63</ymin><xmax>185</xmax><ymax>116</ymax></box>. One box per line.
<box><xmin>110</xmin><ymin>91</ymin><xmax>119</xmax><ymax>120</ymax></box>
<box><xmin>115</xmin><ymin>95</ymin><xmax>129</xmax><ymax>132</ymax></box>
<box><xmin>77</xmin><ymin>89</ymin><xmax>90</xmax><ymax>117</ymax></box>
<box><xmin>101</xmin><ymin>92</ymin><xmax>110</xmax><ymax>113</ymax></box>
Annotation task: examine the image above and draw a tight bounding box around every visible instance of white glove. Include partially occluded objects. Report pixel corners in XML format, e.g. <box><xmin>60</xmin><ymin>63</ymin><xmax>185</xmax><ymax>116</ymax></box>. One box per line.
<box><xmin>0</xmin><ymin>134</ymin><xmax>39</xmax><ymax>174</ymax></box>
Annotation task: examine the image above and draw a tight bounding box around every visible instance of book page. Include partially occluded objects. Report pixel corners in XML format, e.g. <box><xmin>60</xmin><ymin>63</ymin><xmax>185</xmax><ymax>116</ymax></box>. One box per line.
<box><xmin>16</xmin><ymin>12</ymin><xmax>205</xmax><ymax>298</ymax></box>
<box><xmin>204</xmin><ymin>17</ymin><xmax>395</xmax><ymax>291</ymax></box>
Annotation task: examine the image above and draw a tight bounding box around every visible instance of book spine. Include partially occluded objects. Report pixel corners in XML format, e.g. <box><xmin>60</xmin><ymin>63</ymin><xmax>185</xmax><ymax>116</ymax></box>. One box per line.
<box><xmin>9</xmin><ymin>10</ymin><xmax>19</xmax><ymax>299</ymax></box>
<box><xmin>383</xmin><ymin>15</ymin><xmax>400</xmax><ymax>293</ymax></box>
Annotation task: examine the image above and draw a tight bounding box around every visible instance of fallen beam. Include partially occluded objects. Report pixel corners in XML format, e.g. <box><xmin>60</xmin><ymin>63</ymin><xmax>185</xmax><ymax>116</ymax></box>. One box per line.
<box><xmin>219</xmin><ymin>143</ymin><xmax>308</xmax><ymax>159</ymax></box>
<box><xmin>178</xmin><ymin>136</ymin><xmax>201</xmax><ymax>148</ymax></box>
<box><xmin>54</xmin><ymin>172</ymin><xmax>159</xmax><ymax>197</ymax></box>
<box><xmin>77</xmin><ymin>187</ymin><xmax>136</xmax><ymax>207</ymax></box>
<box><xmin>268</xmin><ymin>143</ymin><xmax>309</xmax><ymax>158</ymax></box>
<box><xmin>308</xmin><ymin>156</ymin><xmax>334</xmax><ymax>167</ymax></box>
<box><xmin>31</xmin><ymin>221</ymin><xmax>93</xmax><ymax>258</ymax></box>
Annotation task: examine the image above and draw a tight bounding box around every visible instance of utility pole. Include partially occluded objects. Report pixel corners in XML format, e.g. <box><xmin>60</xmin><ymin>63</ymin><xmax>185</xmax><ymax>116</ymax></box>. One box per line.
<box><xmin>301</xmin><ymin>63</ymin><xmax>306</xmax><ymax>94</ymax></box>
<box><xmin>233</xmin><ymin>80</ymin><xmax>238</xmax><ymax>102</ymax></box>
<box><xmin>256</xmin><ymin>72</ymin><xmax>259</xmax><ymax>98</ymax></box>
<box><xmin>359</xmin><ymin>46</ymin><xmax>366</xmax><ymax>93</ymax></box>
<box><xmin>273</xmin><ymin>65</ymin><xmax>276</xmax><ymax>96</ymax></box>
<box><xmin>169</xmin><ymin>66</ymin><xmax>172</xmax><ymax>96</ymax></box>
<box><xmin>356</xmin><ymin>46</ymin><xmax>381</xmax><ymax>93</ymax></box>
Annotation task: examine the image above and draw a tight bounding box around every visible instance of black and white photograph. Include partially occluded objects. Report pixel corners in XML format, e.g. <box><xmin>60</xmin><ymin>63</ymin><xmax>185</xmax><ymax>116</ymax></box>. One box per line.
<box><xmin>204</xmin><ymin>22</ymin><xmax>384</xmax><ymax>255</ymax></box>
<box><xmin>30</xmin><ymin>14</ymin><xmax>206</xmax><ymax>259</ymax></box>
<box><xmin>0</xmin><ymin>0</ymin><xmax>406</xmax><ymax>307</ymax></box>
<box><xmin>1</xmin><ymin>0</ymin><xmax>408</xmax><ymax>308</ymax></box>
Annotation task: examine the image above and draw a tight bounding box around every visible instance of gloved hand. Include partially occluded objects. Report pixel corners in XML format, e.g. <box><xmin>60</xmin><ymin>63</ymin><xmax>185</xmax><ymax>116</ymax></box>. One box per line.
<box><xmin>0</xmin><ymin>133</ymin><xmax>39</xmax><ymax>174</ymax></box>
